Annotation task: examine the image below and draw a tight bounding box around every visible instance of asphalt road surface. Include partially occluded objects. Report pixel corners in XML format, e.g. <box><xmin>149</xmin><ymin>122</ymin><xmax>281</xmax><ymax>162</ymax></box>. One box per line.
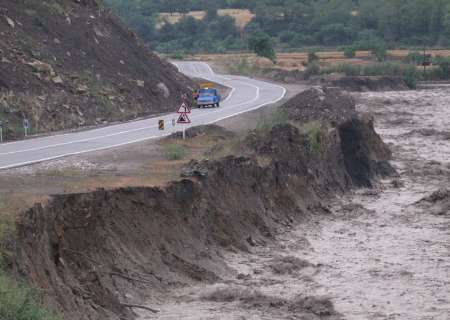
<box><xmin>0</xmin><ymin>61</ymin><xmax>286</xmax><ymax>170</ymax></box>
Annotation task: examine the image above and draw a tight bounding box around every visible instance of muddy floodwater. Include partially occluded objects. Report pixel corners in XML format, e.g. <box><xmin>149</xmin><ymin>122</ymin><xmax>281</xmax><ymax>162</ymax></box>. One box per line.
<box><xmin>139</xmin><ymin>87</ymin><xmax>450</xmax><ymax>319</ymax></box>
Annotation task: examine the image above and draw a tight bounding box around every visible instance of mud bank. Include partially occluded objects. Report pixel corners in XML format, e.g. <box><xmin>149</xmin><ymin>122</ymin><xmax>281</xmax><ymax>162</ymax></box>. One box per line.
<box><xmin>12</xmin><ymin>88</ymin><xmax>393</xmax><ymax>320</ymax></box>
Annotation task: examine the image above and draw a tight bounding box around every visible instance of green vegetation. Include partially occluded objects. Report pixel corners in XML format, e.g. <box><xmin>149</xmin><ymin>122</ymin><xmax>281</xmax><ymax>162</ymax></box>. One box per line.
<box><xmin>255</xmin><ymin>110</ymin><xmax>289</xmax><ymax>136</ymax></box>
<box><xmin>0</xmin><ymin>272</ymin><xmax>59</xmax><ymax>320</ymax></box>
<box><xmin>307</xmin><ymin>51</ymin><xmax>319</xmax><ymax>63</ymax></box>
<box><xmin>343</xmin><ymin>46</ymin><xmax>356</xmax><ymax>58</ymax></box>
<box><xmin>303</xmin><ymin>121</ymin><xmax>323</xmax><ymax>153</ymax></box>
<box><xmin>105</xmin><ymin>0</ymin><xmax>450</xmax><ymax>53</ymax></box>
<box><xmin>304</xmin><ymin>61</ymin><xmax>321</xmax><ymax>80</ymax></box>
<box><xmin>0</xmin><ymin>203</ymin><xmax>58</xmax><ymax>320</ymax></box>
<box><xmin>433</xmin><ymin>56</ymin><xmax>450</xmax><ymax>79</ymax></box>
<box><xmin>229</xmin><ymin>58</ymin><xmax>259</xmax><ymax>76</ymax></box>
<box><xmin>248</xmin><ymin>32</ymin><xmax>276</xmax><ymax>63</ymax></box>
<box><xmin>164</xmin><ymin>143</ymin><xmax>187</xmax><ymax>160</ymax></box>
<box><xmin>322</xmin><ymin>62</ymin><xmax>420</xmax><ymax>88</ymax></box>
<box><xmin>43</xmin><ymin>1</ymin><xmax>67</xmax><ymax>15</ymax></box>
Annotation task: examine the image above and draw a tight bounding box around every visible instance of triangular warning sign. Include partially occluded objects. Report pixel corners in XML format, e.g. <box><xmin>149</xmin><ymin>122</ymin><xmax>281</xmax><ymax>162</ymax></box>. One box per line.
<box><xmin>177</xmin><ymin>102</ymin><xmax>191</xmax><ymax>114</ymax></box>
<box><xmin>177</xmin><ymin>113</ymin><xmax>191</xmax><ymax>124</ymax></box>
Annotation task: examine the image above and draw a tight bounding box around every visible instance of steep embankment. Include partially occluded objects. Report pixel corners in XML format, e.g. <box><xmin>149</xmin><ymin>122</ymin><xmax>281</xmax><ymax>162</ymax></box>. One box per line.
<box><xmin>12</xmin><ymin>88</ymin><xmax>394</xmax><ymax>319</ymax></box>
<box><xmin>0</xmin><ymin>0</ymin><xmax>192</xmax><ymax>139</ymax></box>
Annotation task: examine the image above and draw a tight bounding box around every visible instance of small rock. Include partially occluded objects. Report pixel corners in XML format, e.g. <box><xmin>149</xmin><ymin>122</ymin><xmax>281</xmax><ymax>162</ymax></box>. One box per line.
<box><xmin>246</xmin><ymin>236</ymin><xmax>256</xmax><ymax>247</ymax></box>
<box><xmin>76</xmin><ymin>85</ymin><xmax>88</xmax><ymax>94</ymax></box>
<box><xmin>31</xmin><ymin>50</ymin><xmax>42</xmax><ymax>59</ymax></box>
<box><xmin>1</xmin><ymin>57</ymin><xmax>11</xmax><ymax>63</ymax></box>
<box><xmin>157</xmin><ymin>82</ymin><xmax>170</xmax><ymax>98</ymax></box>
<box><xmin>119</xmin><ymin>60</ymin><xmax>124</xmax><ymax>65</ymax></box>
<box><xmin>137</xmin><ymin>80</ymin><xmax>145</xmax><ymax>87</ymax></box>
<box><xmin>26</xmin><ymin>60</ymin><xmax>55</xmax><ymax>76</ymax></box>
<box><xmin>5</xmin><ymin>16</ymin><xmax>15</xmax><ymax>28</ymax></box>
<box><xmin>391</xmin><ymin>179</ymin><xmax>404</xmax><ymax>188</ymax></box>
<box><xmin>236</xmin><ymin>273</ymin><xmax>251</xmax><ymax>280</ymax></box>
<box><xmin>93</xmin><ymin>26</ymin><xmax>105</xmax><ymax>37</ymax></box>
<box><xmin>53</xmin><ymin>38</ymin><xmax>61</xmax><ymax>44</ymax></box>
<box><xmin>52</xmin><ymin>76</ymin><xmax>63</xmax><ymax>84</ymax></box>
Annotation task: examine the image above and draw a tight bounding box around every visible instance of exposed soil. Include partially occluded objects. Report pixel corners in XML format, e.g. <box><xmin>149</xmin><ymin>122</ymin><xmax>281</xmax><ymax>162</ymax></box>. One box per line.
<box><xmin>10</xmin><ymin>88</ymin><xmax>394</xmax><ymax>319</ymax></box>
<box><xmin>0</xmin><ymin>0</ymin><xmax>192</xmax><ymax>139</ymax></box>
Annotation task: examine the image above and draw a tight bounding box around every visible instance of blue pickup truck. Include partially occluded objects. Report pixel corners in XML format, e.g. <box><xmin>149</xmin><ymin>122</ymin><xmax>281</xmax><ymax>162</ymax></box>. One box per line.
<box><xmin>196</xmin><ymin>88</ymin><xmax>221</xmax><ymax>108</ymax></box>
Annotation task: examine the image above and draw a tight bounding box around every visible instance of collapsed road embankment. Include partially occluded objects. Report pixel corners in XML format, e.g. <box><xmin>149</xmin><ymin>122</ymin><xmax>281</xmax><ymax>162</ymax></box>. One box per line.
<box><xmin>11</xmin><ymin>87</ymin><xmax>394</xmax><ymax>320</ymax></box>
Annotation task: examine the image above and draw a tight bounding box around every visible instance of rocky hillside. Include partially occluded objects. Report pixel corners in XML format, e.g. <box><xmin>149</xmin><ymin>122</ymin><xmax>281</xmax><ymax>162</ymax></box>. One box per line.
<box><xmin>0</xmin><ymin>0</ymin><xmax>192</xmax><ymax>139</ymax></box>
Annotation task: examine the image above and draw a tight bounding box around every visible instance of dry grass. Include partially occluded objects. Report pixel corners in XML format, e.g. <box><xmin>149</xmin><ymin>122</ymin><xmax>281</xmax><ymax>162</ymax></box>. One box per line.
<box><xmin>157</xmin><ymin>9</ymin><xmax>254</xmax><ymax>29</ymax></box>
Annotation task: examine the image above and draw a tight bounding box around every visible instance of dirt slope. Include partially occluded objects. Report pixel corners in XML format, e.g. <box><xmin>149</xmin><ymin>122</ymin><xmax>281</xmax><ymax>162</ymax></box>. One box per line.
<box><xmin>0</xmin><ymin>0</ymin><xmax>192</xmax><ymax>139</ymax></box>
<box><xmin>11</xmin><ymin>88</ymin><xmax>394</xmax><ymax>319</ymax></box>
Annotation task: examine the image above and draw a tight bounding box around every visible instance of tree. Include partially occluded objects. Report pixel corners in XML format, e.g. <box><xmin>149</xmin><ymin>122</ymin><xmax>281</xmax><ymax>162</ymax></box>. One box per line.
<box><xmin>344</xmin><ymin>46</ymin><xmax>356</xmax><ymax>58</ymax></box>
<box><xmin>105</xmin><ymin>0</ymin><xmax>450</xmax><ymax>53</ymax></box>
<box><xmin>248</xmin><ymin>31</ymin><xmax>276</xmax><ymax>63</ymax></box>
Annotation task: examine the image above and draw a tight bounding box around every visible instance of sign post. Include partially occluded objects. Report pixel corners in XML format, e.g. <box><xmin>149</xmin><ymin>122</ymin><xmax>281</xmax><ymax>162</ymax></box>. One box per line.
<box><xmin>0</xmin><ymin>121</ymin><xmax>3</xmax><ymax>143</ymax></box>
<box><xmin>177</xmin><ymin>100</ymin><xmax>191</xmax><ymax>140</ymax></box>
<box><xmin>23</xmin><ymin>118</ymin><xmax>29</xmax><ymax>137</ymax></box>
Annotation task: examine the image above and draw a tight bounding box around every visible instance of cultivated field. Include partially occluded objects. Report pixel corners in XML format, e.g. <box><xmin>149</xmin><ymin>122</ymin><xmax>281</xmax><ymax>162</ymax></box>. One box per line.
<box><xmin>157</xmin><ymin>9</ymin><xmax>255</xmax><ymax>29</ymax></box>
<box><xmin>189</xmin><ymin>50</ymin><xmax>450</xmax><ymax>71</ymax></box>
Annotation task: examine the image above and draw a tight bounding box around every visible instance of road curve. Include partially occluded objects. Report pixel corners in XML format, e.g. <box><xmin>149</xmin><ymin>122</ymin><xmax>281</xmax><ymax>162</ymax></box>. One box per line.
<box><xmin>0</xmin><ymin>61</ymin><xmax>286</xmax><ymax>170</ymax></box>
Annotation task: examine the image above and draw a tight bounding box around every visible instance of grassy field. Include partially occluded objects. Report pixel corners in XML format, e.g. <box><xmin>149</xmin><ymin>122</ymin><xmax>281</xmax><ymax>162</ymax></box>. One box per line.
<box><xmin>157</xmin><ymin>9</ymin><xmax>255</xmax><ymax>29</ymax></box>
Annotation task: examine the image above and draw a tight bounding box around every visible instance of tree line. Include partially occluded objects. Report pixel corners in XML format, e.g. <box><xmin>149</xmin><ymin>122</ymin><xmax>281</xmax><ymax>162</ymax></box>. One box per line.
<box><xmin>104</xmin><ymin>0</ymin><xmax>450</xmax><ymax>53</ymax></box>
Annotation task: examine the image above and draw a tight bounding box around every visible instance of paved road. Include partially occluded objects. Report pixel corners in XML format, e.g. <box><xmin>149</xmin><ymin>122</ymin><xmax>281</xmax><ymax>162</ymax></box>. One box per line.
<box><xmin>0</xmin><ymin>61</ymin><xmax>286</xmax><ymax>169</ymax></box>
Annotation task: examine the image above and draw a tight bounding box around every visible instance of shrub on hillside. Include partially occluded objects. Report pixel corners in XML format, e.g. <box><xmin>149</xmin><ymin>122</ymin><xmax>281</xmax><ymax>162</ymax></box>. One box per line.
<box><xmin>434</xmin><ymin>56</ymin><xmax>450</xmax><ymax>80</ymax></box>
<box><xmin>0</xmin><ymin>272</ymin><xmax>59</xmax><ymax>320</ymax></box>
<box><xmin>255</xmin><ymin>110</ymin><xmax>289</xmax><ymax>136</ymax></box>
<box><xmin>164</xmin><ymin>144</ymin><xmax>187</xmax><ymax>160</ymax></box>
<box><xmin>307</xmin><ymin>50</ymin><xmax>319</xmax><ymax>63</ymax></box>
<box><xmin>304</xmin><ymin>61</ymin><xmax>321</xmax><ymax>80</ymax></box>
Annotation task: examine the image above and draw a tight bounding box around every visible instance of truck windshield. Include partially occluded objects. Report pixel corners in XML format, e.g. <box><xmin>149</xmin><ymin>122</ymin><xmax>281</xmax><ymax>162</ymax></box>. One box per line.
<box><xmin>199</xmin><ymin>89</ymin><xmax>216</xmax><ymax>97</ymax></box>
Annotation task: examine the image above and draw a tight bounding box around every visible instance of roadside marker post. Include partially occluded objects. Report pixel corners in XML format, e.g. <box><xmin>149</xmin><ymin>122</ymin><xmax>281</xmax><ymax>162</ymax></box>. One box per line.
<box><xmin>158</xmin><ymin>119</ymin><xmax>165</xmax><ymax>131</ymax></box>
<box><xmin>0</xmin><ymin>121</ymin><xmax>3</xmax><ymax>143</ymax></box>
<box><xmin>23</xmin><ymin>118</ymin><xmax>29</xmax><ymax>137</ymax></box>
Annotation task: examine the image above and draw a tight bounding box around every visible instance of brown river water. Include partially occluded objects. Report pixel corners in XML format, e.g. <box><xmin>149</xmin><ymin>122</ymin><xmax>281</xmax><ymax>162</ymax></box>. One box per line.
<box><xmin>138</xmin><ymin>87</ymin><xmax>450</xmax><ymax>320</ymax></box>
